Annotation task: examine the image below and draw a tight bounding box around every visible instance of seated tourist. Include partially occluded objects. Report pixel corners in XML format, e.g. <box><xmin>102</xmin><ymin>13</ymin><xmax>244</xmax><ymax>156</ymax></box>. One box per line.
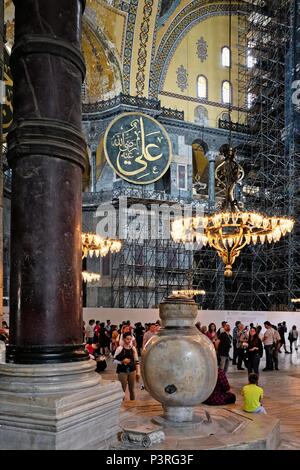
<box><xmin>242</xmin><ymin>373</ymin><xmax>266</xmax><ymax>414</ymax></box>
<box><xmin>95</xmin><ymin>354</ymin><xmax>107</xmax><ymax>373</ymax></box>
<box><xmin>203</xmin><ymin>368</ymin><xmax>236</xmax><ymax>406</ymax></box>
<box><xmin>85</xmin><ymin>342</ymin><xmax>98</xmax><ymax>358</ymax></box>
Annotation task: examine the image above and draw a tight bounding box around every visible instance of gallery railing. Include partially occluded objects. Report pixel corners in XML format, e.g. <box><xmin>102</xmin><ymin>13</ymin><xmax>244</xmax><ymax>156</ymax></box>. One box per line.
<box><xmin>83</xmin><ymin>93</ymin><xmax>184</xmax><ymax>120</ymax></box>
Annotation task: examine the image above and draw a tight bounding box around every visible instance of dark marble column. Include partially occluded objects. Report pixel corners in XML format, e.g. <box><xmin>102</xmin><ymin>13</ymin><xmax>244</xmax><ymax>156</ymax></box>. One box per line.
<box><xmin>6</xmin><ymin>0</ymin><xmax>88</xmax><ymax>363</ymax></box>
<box><xmin>0</xmin><ymin>0</ymin><xmax>4</xmax><ymax>328</ymax></box>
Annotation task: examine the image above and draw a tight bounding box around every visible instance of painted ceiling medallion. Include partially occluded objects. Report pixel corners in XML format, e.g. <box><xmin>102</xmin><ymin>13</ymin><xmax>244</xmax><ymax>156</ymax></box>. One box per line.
<box><xmin>197</xmin><ymin>36</ymin><xmax>208</xmax><ymax>62</ymax></box>
<box><xmin>176</xmin><ymin>65</ymin><xmax>188</xmax><ymax>92</ymax></box>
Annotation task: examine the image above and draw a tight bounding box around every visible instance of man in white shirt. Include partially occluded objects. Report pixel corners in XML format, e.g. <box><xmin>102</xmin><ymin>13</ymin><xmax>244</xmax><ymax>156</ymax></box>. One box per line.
<box><xmin>85</xmin><ymin>319</ymin><xmax>95</xmax><ymax>344</ymax></box>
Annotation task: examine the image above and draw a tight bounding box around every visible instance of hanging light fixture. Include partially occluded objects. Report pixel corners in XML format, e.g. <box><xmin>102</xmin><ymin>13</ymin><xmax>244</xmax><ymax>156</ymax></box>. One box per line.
<box><xmin>81</xmin><ymin>233</ymin><xmax>122</xmax><ymax>259</ymax></box>
<box><xmin>82</xmin><ymin>271</ymin><xmax>101</xmax><ymax>283</ymax></box>
<box><xmin>172</xmin><ymin>289</ymin><xmax>206</xmax><ymax>298</ymax></box>
<box><xmin>171</xmin><ymin>2</ymin><xmax>294</xmax><ymax>277</ymax></box>
<box><xmin>172</xmin><ymin>146</ymin><xmax>294</xmax><ymax>277</ymax></box>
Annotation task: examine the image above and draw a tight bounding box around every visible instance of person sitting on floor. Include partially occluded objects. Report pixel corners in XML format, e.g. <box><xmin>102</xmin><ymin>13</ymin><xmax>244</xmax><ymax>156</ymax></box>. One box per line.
<box><xmin>203</xmin><ymin>368</ymin><xmax>236</xmax><ymax>406</ymax></box>
<box><xmin>242</xmin><ymin>372</ymin><xmax>266</xmax><ymax>414</ymax></box>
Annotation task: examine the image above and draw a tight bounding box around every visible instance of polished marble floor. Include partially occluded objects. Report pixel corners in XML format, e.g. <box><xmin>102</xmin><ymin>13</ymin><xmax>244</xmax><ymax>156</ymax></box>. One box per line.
<box><xmin>100</xmin><ymin>349</ymin><xmax>300</xmax><ymax>449</ymax></box>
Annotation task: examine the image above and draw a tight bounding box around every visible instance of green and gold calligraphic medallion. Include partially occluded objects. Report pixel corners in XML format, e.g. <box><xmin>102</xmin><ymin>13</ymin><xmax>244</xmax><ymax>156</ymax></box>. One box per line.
<box><xmin>104</xmin><ymin>112</ymin><xmax>172</xmax><ymax>184</ymax></box>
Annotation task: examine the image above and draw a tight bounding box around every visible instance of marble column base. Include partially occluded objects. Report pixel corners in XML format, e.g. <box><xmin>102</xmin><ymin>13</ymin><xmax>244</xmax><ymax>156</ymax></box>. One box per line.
<box><xmin>0</xmin><ymin>360</ymin><xmax>123</xmax><ymax>450</ymax></box>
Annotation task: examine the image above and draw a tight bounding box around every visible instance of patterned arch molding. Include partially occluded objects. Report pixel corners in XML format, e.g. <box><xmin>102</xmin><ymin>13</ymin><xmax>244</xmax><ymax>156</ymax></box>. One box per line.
<box><xmin>135</xmin><ymin>0</ymin><xmax>155</xmax><ymax>97</ymax></box>
<box><xmin>156</xmin><ymin>0</ymin><xmax>226</xmax><ymax>53</ymax></box>
<box><xmin>148</xmin><ymin>0</ymin><xmax>163</xmax><ymax>98</ymax></box>
<box><xmin>120</xmin><ymin>0</ymin><xmax>139</xmax><ymax>94</ymax></box>
<box><xmin>149</xmin><ymin>1</ymin><xmax>247</xmax><ymax>99</ymax></box>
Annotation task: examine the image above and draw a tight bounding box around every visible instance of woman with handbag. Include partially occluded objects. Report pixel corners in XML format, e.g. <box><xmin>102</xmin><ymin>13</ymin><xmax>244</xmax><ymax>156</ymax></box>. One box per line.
<box><xmin>247</xmin><ymin>327</ymin><xmax>263</xmax><ymax>375</ymax></box>
<box><xmin>114</xmin><ymin>332</ymin><xmax>140</xmax><ymax>400</ymax></box>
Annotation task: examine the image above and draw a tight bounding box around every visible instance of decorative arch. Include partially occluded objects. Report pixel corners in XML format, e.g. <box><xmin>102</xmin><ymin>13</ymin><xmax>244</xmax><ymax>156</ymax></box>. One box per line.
<box><xmin>220</xmin><ymin>111</ymin><xmax>230</xmax><ymax>121</ymax></box>
<box><xmin>149</xmin><ymin>1</ymin><xmax>246</xmax><ymax>98</ymax></box>
<box><xmin>194</xmin><ymin>105</ymin><xmax>208</xmax><ymax>126</ymax></box>
<box><xmin>83</xmin><ymin>11</ymin><xmax>124</xmax><ymax>103</ymax></box>
<box><xmin>192</xmin><ymin>139</ymin><xmax>209</xmax><ymax>192</ymax></box>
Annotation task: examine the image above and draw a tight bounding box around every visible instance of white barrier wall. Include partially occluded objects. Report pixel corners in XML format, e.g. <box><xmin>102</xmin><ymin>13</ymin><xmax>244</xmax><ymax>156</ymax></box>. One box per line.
<box><xmin>3</xmin><ymin>306</ymin><xmax>299</xmax><ymax>332</ymax></box>
<box><xmin>83</xmin><ymin>307</ymin><xmax>300</xmax><ymax>331</ymax></box>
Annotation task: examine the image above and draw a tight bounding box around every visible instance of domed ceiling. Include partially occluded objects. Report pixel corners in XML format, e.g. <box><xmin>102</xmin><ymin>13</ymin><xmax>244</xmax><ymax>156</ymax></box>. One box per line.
<box><xmin>4</xmin><ymin>0</ymin><xmax>123</xmax><ymax>104</ymax></box>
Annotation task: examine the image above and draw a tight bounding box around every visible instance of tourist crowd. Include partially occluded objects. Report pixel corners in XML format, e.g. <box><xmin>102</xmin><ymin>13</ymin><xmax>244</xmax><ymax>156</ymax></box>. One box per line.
<box><xmin>1</xmin><ymin>317</ymin><xmax>298</xmax><ymax>412</ymax></box>
<box><xmin>81</xmin><ymin>317</ymin><xmax>298</xmax><ymax>408</ymax></box>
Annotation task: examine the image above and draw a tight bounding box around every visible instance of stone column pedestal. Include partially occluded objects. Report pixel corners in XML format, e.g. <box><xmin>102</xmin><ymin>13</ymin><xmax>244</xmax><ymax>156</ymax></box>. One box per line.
<box><xmin>0</xmin><ymin>360</ymin><xmax>123</xmax><ymax>450</ymax></box>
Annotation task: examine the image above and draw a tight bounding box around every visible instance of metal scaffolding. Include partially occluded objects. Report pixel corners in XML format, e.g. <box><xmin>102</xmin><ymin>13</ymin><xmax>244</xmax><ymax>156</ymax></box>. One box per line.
<box><xmin>83</xmin><ymin>1</ymin><xmax>300</xmax><ymax>311</ymax></box>
<box><xmin>233</xmin><ymin>0</ymin><xmax>299</xmax><ymax>311</ymax></box>
<box><xmin>110</xmin><ymin>194</ymin><xmax>194</xmax><ymax>308</ymax></box>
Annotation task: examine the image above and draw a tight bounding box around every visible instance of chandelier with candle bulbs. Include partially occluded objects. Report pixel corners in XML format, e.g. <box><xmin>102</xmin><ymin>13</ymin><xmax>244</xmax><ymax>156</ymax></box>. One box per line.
<box><xmin>82</xmin><ymin>271</ymin><xmax>101</xmax><ymax>283</ymax></box>
<box><xmin>172</xmin><ymin>289</ymin><xmax>206</xmax><ymax>298</ymax></box>
<box><xmin>171</xmin><ymin>146</ymin><xmax>294</xmax><ymax>278</ymax></box>
<box><xmin>82</xmin><ymin>233</ymin><xmax>122</xmax><ymax>259</ymax></box>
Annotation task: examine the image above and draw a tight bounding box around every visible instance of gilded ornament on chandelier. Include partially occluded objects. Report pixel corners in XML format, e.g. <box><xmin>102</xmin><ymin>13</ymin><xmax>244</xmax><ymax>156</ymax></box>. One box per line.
<box><xmin>171</xmin><ymin>146</ymin><xmax>294</xmax><ymax>277</ymax></box>
<box><xmin>82</xmin><ymin>233</ymin><xmax>122</xmax><ymax>259</ymax></box>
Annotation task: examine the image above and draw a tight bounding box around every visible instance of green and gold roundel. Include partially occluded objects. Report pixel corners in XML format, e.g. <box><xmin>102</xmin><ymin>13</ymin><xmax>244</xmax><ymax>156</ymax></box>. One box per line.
<box><xmin>104</xmin><ymin>112</ymin><xmax>172</xmax><ymax>185</ymax></box>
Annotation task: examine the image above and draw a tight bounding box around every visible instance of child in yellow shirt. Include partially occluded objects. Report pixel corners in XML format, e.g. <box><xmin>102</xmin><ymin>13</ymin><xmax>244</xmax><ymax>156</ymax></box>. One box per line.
<box><xmin>242</xmin><ymin>373</ymin><xmax>266</xmax><ymax>414</ymax></box>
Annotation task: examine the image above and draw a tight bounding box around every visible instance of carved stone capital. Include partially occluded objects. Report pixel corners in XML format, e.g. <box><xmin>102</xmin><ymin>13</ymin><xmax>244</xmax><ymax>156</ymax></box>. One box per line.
<box><xmin>206</xmin><ymin>150</ymin><xmax>219</xmax><ymax>162</ymax></box>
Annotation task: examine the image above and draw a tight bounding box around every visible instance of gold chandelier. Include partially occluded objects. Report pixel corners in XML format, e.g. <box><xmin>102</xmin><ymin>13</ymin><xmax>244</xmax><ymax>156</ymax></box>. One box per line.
<box><xmin>82</xmin><ymin>271</ymin><xmax>101</xmax><ymax>283</ymax></box>
<box><xmin>172</xmin><ymin>147</ymin><xmax>294</xmax><ymax>277</ymax></box>
<box><xmin>82</xmin><ymin>233</ymin><xmax>122</xmax><ymax>259</ymax></box>
<box><xmin>172</xmin><ymin>289</ymin><xmax>205</xmax><ymax>298</ymax></box>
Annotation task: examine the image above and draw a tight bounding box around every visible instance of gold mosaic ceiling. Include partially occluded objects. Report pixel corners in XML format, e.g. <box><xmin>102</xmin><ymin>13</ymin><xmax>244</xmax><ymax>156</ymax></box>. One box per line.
<box><xmin>82</xmin><ymin>22</ymin><xmax>122</xmax><ymax>103</ymax></box>
<box><xmin>4</xmin><ymin>0</ymin><xmax>123</xmax><ymax>104</ymax></box>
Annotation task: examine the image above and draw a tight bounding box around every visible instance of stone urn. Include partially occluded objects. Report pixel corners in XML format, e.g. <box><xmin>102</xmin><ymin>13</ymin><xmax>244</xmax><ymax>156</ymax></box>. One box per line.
<box><xmin>141</xmin><ymin>295</ymin><xmax>218</xmax><ymax>423</ymax></box>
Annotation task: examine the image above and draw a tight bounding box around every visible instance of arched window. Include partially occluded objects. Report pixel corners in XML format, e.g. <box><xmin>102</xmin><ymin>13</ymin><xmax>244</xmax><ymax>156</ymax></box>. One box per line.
<box><xmin>197</xmin><ymin>75</ymin><xmax>208</xmax><ymax>99</ymax></box>
<box><xmin>222</xmin><ymin>80</ymin><xmax>232</xmax><ymax>104</ymax></box>
<box><xmin>221</xmin><ymin>112</ymin><xmax>230</xmax><ymax>122</ymax></box>
<box><xmin>194</xmin><ymin>105</ymin><xmax>208</xmax><ymax>126</ymax></box>
<box><xmin>221</xmin><ymin>46</ymin><xmax>231</xmax><ymax>67</ymax></box>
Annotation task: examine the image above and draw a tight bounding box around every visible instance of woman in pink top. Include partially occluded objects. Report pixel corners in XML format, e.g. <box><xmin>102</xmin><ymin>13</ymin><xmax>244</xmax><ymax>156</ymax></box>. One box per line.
<box><xmin>206</xmin><ymin>322</ymin><xmax>217</xmax><ymax>342</ymax></box>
